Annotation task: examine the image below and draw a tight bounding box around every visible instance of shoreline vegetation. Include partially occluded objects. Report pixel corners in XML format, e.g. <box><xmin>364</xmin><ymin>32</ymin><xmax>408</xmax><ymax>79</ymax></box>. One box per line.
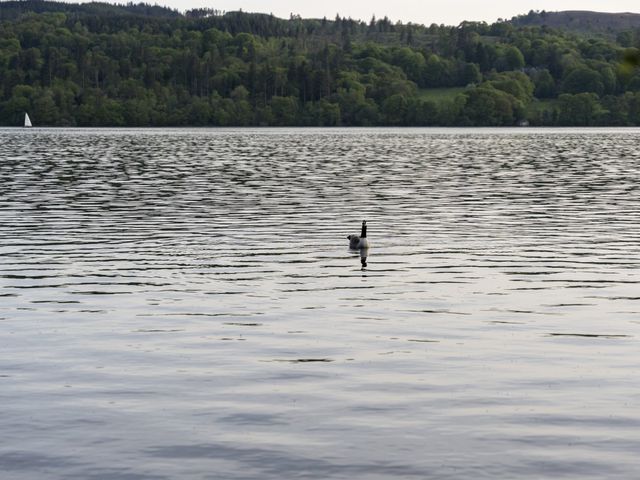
<box><xmin>1</xmin><ymin>2</ymin><xmax>640</xmax><ymax>127</ymax></box>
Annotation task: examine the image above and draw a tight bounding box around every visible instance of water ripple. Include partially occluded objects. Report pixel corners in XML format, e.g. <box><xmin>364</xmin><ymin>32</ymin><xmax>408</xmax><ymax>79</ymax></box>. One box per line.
<box><xmin>1</xmin><ymin>127</ymin><xmax>640</xmax><ymax>479</ymax></box>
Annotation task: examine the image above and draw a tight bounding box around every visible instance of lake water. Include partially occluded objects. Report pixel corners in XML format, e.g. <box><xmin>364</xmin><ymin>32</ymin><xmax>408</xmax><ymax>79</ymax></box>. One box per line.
<box><xmin>1</xmin><ymin>127</ymin><xmax>639</xmax><ymax>479</ymax></box>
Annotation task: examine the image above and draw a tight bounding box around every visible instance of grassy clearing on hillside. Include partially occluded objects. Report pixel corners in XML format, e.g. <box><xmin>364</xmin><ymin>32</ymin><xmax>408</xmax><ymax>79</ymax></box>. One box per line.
<box><xmin>526</xmin><ymin>98</ymin><xmax>558</xmax><ymax>114</ymax></box>
<box><xmin>417</xmin><ymin>87</ymin><xmax>466</xmax><ymax>102</ymax></box>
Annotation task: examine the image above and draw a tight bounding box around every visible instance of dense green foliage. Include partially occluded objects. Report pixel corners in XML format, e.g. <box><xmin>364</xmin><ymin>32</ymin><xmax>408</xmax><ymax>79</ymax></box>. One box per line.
<box><xmin>2</xmin><ymin>1</ymin><xmax>640</xmax><ymax>126</ymax></box>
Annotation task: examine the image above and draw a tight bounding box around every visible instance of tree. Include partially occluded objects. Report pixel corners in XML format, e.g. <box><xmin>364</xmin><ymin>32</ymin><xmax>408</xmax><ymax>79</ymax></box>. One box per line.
<box><xmin>562</xmin><ymin>67</ymin><xmax>604</xmax><ymax>96</ymax></box>
<box><xmin>230</xmin><ymin>85</ymin><xmax>253</xmax><ymax>125</ymax></box>
<box><xmin>316</xmin><ymin>99</ymin><xmax>340</xmax><ymax>126</ymax></box>
<box><xmin>32</xmin><ymin>88</ymin><xmax>59</xmax><ymax>124</ymax></box>
<box><xmin>487</xmin><ymin>71</ymin><xmax>534</xmax><ymax>103</ymax></box>
<box><xmin>461</xmin><ymin>85</ymin><xmax>522</xmax><ymax>125</ymax></box>
<box><xmin>382</xmin><ymin>93</ymin><xmax>408</xmax><ymax>125</ymax></box>
<box><xmin>270</xmin><ymin>95</ymin><xmax>298</xmax><ymax>125</ymax></box>
<box><xmin>407</xmin><ymin>98</ymin><xmax>440</xmax><ymax>125</ymax></box>
<box><xmin>531</xmin><ymin>69</ymin><xmax>556</xmax><ymax>98</ymax></box>
<box><xmin>498</xmin><ymin>45</ymin><xmax>525</xmax><ymax>71</ymax></box>
<box><xmin>557</xmin><ymin>93</ymin><xmax>605</xmax><ymax>126</ymax></box>
<box><xmin>391</xmin><ymin>47</ymin><xmax>425</xmax><ymax>84</ymax></box>
<box><xmin>461</xmin><ymin>63</ymin><xmax>481</xmax><ymax>85</ymax></box>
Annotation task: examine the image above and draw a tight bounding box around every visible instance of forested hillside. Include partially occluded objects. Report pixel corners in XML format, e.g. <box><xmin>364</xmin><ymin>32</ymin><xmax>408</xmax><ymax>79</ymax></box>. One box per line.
<box><xmin>1</xmin><ymin>1</ymin><xmax>640</xmax><ymax>126</ymax></box>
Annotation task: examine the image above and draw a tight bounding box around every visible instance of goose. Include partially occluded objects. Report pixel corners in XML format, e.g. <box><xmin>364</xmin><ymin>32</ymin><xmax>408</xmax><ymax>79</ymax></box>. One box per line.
<box><xmin>347</xmin><ymin>220</ymin><xmax>370</xmax><ymax>250</ymax></box>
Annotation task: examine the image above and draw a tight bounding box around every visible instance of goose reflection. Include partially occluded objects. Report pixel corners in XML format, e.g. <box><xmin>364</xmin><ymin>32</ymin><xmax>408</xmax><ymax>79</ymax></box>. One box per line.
<box><xmin>359</xmin><ymin>248</ymin><xmax>369</xmax><ymax>269</ymax></box>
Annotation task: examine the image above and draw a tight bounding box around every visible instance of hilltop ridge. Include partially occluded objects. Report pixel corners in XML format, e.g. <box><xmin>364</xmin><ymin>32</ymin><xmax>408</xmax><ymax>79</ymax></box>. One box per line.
<box><xmin>4</xmin><ymin>2</ymin><xmax>640</xmax><ymax>31</ymax></box>
<box><xmin>510</xmin><ymin>10</ymin><xmax>640</xmax><ymax>34</ymax></box>
<box><xmin>0</xmin><ymin>0</ymin><xmax>181</xmax><ymax>19</ymax></box>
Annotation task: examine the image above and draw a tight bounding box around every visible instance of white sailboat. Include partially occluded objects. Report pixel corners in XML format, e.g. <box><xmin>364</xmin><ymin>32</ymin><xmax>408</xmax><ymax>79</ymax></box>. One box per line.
<box><xmin>24</xmin><ymin>113</ymin><xmax>32</xmax><ymax>128</ymax></box>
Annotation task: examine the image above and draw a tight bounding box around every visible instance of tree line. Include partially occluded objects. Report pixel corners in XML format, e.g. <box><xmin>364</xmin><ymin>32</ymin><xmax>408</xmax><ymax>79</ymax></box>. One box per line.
<box><xmin>1</xmin><ymin>1</ymin><xmax>640</xmax><ymax>126</ymax></box>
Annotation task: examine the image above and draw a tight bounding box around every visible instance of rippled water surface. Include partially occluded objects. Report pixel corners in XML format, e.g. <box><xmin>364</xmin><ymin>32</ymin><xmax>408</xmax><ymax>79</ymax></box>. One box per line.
<box><xmin>1</xmin><ymin>128</ymin><xmax>640</xmax><ymax>479</ymax></box>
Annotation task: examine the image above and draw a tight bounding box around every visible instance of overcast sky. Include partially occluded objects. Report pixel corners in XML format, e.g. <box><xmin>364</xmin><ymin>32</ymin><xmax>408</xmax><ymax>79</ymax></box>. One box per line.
<box><xmin>149</xmin><ymin>0</ymin><xmax>640</xmax><ymax>25</ymax></box>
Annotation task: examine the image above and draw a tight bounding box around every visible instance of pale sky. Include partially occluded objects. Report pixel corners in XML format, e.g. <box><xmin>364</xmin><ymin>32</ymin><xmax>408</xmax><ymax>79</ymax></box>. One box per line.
<box><xmin>150</xmin><ymin>0</ymin><xmax>640</xmax><ymax>25</ymax></box>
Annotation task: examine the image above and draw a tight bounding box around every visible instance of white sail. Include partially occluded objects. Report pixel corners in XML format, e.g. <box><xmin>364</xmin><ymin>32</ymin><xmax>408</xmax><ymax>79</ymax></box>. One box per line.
<box><xmin>24</xmin><ymin>113</ymin><xmax>32</xmax><ymax>128</ymax></box>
